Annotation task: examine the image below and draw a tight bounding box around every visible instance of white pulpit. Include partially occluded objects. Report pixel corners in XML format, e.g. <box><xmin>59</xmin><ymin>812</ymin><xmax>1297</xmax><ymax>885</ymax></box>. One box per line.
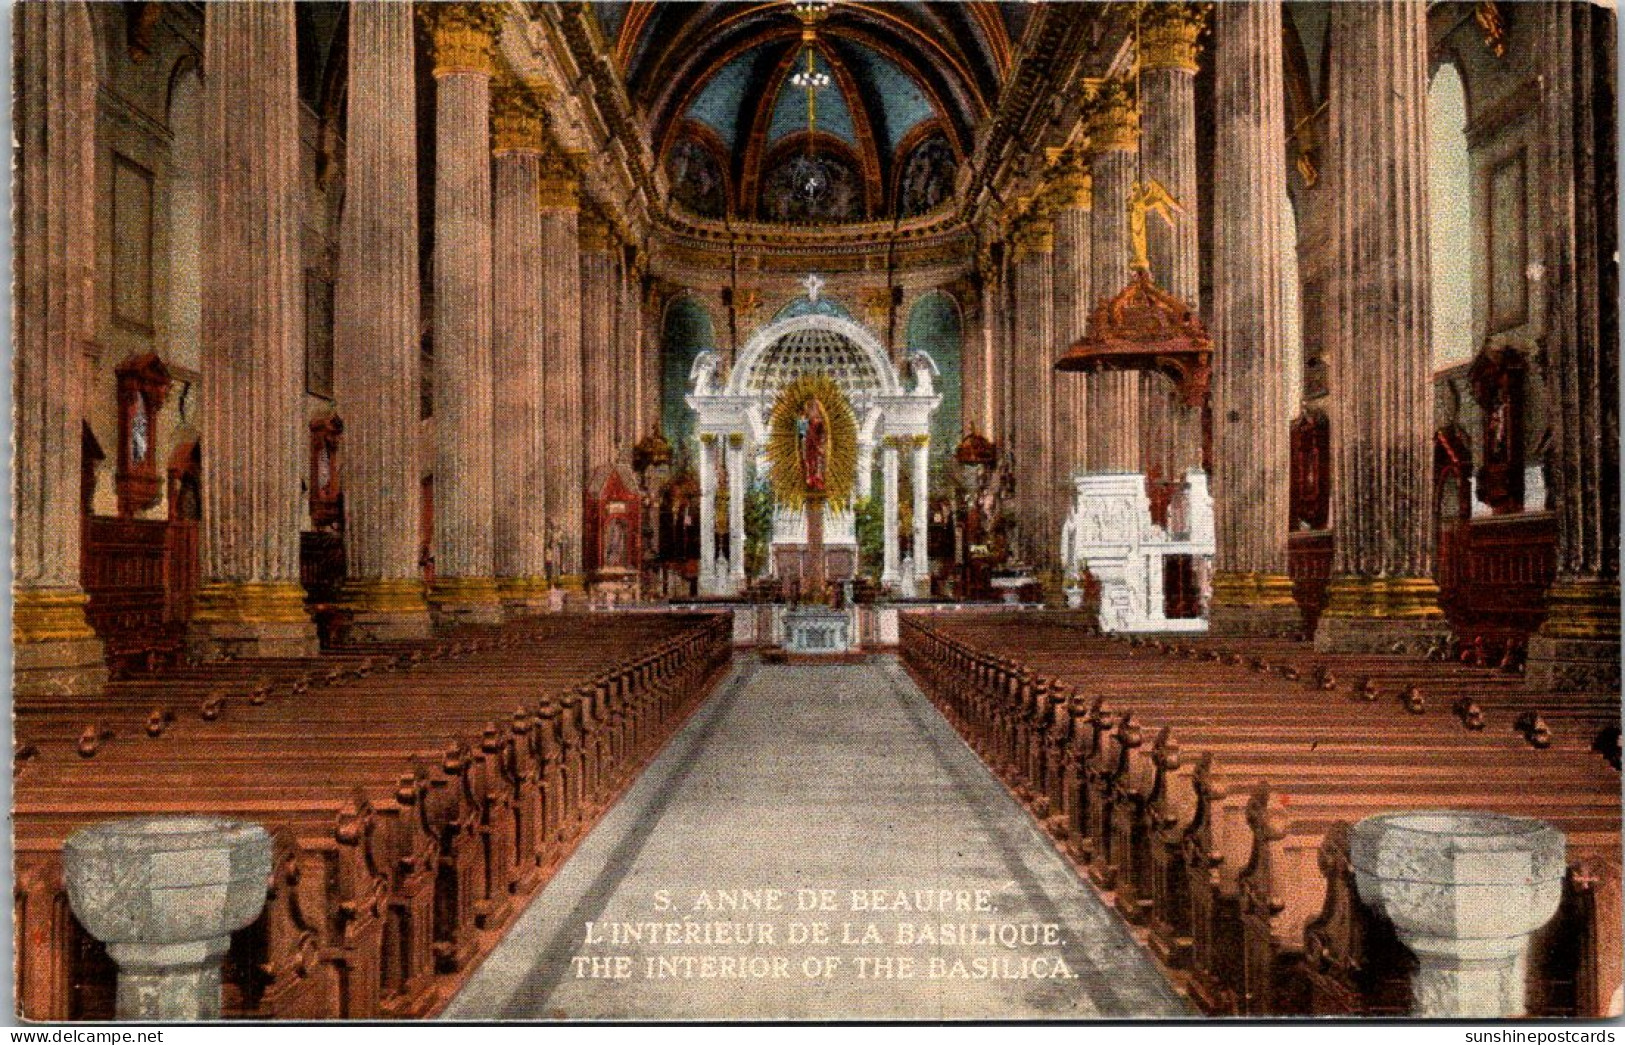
<box><xmin>1062</xmin><ymin>470</ymin><xmax>1216</xmax><ymax>633</ymax></box>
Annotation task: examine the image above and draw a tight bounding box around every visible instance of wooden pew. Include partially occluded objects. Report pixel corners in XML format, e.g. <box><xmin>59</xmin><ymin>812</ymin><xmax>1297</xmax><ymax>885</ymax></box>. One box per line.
<box><xmin>898</xmin><ymin>614</ymin><xmax>1621</xmax><ymax>1017</ymax></box>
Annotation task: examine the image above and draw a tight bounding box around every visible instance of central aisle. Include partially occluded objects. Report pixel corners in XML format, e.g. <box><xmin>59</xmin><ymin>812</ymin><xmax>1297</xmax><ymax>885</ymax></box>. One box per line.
<box><xmin>444</xmin><ymin>655</ymin><xmax>1189</xmax><ymax>1020</ymax></box>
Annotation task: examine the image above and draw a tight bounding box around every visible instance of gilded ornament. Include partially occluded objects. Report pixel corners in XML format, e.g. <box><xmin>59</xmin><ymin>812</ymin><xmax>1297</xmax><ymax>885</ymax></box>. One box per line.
<box><xmin>490</xmin><ymin>81</ymin><xmax>548</xmax><ymax>153</ymax></box>
<box><xmin>1475</xmin><ymin>1</ymin><xmax>1508</xmax><ymax>59</ymax></box>
<box><xmin>1085</xmin><ymin>79</ymin><xmax>1138</xmax><ymax>153</ymax></box>
<box><xmin>765</xmin><ymin>375</ymin><xmax>858</xmax><ymax>512</ymax></box>
<box><xmin>578</xmin><ymin>211</ymin><xmax>615</xmax><ymax>253</ymax></box>
<box><xmin>429</xmin><ymin>4</ymin><xmax>501</xmax><ymax>78</ymax></box>
<box><xmin>1127</xmin><ymin>179</ymin><xmax>1184</xmax><ymax>273</ymax></box>
<box><xmin>1138</xmin><ymin>2</ymin><xmax>1210</xmax><ymax>73</ymax></box>
<box><xmin>537</xmin><ymin>146</ymin><xmax>582</xmax><ymax>209</ymax></box>
<box><xmin>12</xmin><ymin>587</ymin><xmax>98</xmax><ymax>643</ymax></box>
<box><xmin>1044</xmin><ymin>153</ymin><xmax>1093</xmax><ymax>212</ymax></box>
<box><xmin>1321</xmin><ymin>576</ymin><xmax>1444</xmax><ymax>620</ymax></box>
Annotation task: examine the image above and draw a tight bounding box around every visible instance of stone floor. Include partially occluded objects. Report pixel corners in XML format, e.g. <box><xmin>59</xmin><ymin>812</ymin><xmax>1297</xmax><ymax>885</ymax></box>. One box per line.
<box><xmin>443</xmin><ymin>655</ymin><xmax>1190</xmax><ymax>1021</ymax></box>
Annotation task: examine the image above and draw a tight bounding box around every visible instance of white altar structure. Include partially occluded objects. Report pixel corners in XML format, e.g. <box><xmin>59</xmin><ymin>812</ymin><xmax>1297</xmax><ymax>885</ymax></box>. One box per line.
<box><xmin>686</xmin><ymin>306</ymin><xmax>940</xmax><ymax>597</ymax></box>
<box><xmin>1060</xmin><ymin>470</ymin><xmax>1217</xmax><ymax>633</ymax></box>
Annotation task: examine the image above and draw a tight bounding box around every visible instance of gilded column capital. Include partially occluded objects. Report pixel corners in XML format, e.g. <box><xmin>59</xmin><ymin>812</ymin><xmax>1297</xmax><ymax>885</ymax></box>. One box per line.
<box><xmin>1138</xmin><ymin>2</ymin><xmax>1210</xmax><ymax>74</ymax></box>
<box><xmin>491</xmin><ymin>78</ymin><xmax>552</xmax><ymax>154</ymax></box>
<box><xmin>537</xmin><ymin>144</ymin><xmax>582</xmax><ymax>209</ymax></box>
<box><xmin>1044</xmin><ymin>150</ymin><xmax>1093</xmax><ymax>212</ymax></box>
<box><xmin>1084</xmin><ymin>78</ymin><xmax>1139</xmax><ymax>153</ymax></box>
<box><xmin>1010</xmin><ymin>199</ymin><xmax>1056</xmax><ymax>262</ymax></box>
<box><xmin>427</xmin><ymin>3</ymin><xmax>500</xmax><ymax>78</ymax></box>
<box><xmin>578</xmin><ymin>208</ymin><xmax>615</xmax><ymax>253</ymax></box>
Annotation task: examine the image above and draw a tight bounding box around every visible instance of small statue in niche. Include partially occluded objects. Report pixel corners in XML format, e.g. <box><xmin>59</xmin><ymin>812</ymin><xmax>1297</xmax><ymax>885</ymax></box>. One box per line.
<box><xmin>604</xmin><ymin>517</ymin><xmax>627</xmax><ymax>570</ymax></box>
<box><xmin>130</xmin><ymin>395</ymin><xmax>149</xmax><ymax>465</ymax></box>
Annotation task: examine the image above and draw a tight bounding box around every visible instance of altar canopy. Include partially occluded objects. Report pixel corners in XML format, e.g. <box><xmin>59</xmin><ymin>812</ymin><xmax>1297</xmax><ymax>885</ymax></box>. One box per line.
<box><xmin>686</xmin><ymin>312</ymin><xmax>940</xmax><ymax>596</ymax></box>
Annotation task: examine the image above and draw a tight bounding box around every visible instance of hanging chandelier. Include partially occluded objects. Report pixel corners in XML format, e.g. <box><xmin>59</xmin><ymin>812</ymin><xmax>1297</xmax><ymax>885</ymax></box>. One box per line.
<box><xmin>789</xmin><ymin>0</ymin><xmax>836</xmax><ymax>203</ymax></box>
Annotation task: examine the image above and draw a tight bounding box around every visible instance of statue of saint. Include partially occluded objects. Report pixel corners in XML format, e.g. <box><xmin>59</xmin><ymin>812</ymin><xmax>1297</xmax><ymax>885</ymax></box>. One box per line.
<box><xmin>604</xmin><ymin>517</ymin><xmax>627</xmax><ymax>569</ymax></box>
<box><xmin>797</xmin><ymin>397</ymin><xmax>828</xmax><ymax>493</ymax></box>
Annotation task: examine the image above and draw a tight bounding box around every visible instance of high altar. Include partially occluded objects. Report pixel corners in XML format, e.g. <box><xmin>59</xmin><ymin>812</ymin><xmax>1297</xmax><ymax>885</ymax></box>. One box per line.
<box><xmin>685</xmin><ymin>309</ymin><xmax>940</xmax><ymax>597</ymax></box>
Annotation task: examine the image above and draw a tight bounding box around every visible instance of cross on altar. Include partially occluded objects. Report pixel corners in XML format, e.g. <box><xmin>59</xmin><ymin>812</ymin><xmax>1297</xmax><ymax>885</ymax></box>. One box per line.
<box><xmin>803</xmin><ymin>273</ymin><xmax>825</xmax><ymax>303</ymax></box>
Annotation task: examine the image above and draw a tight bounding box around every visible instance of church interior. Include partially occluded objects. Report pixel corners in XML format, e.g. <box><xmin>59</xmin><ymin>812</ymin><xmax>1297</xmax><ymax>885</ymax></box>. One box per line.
<box><xmin>11</xmin><ymin>0</ymin><xmax>1621</xmax><ymax>1023</ymax></box>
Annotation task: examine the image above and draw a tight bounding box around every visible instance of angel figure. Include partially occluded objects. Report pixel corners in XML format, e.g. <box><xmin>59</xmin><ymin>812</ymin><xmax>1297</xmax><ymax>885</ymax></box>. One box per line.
<box><xmin>1128</xmin><ymin>179</ymin><xmax>1186</xmax><ymax>273</ymax></box>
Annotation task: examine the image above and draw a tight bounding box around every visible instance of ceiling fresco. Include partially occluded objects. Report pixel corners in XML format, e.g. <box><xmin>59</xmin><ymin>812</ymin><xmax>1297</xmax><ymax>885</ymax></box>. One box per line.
<box><xmin>597</xmin><ymin>2</ymin><xmax>1018</xmax><ymax>224</ymax></box>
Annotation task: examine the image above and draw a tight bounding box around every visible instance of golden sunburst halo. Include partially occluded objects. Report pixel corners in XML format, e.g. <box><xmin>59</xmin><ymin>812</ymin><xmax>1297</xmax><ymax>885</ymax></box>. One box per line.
<box><xmin>766</xmin><ymin>374</ymin><xmax>858</xmax><ymax>511</ymax></box>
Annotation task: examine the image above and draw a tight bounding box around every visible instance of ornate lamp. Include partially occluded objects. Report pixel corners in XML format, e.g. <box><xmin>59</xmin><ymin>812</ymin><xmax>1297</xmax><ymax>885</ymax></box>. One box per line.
<box><xmin>954</xmin><ymin>430</ymin><xmax>997</xmax><ymax>492</ymax></box>
<box><xmin>788</xmin><ymin>0</ymin><xmax>836</xmax><ymax>204</ymax></box>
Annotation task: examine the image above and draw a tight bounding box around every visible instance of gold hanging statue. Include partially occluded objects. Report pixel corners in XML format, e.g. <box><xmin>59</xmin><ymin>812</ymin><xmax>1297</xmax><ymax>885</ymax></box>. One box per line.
<box><xmin>1127</xmin><ymin>178</ymin><xmax>1185</xmax><ymax>273</ymax></box>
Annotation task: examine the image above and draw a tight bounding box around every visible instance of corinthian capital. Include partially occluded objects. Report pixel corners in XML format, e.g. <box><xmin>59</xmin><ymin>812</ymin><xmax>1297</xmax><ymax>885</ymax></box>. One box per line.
<box><xmin>426</xmin><ymin>3</ymin><xmax>501</xmax><ymax>78</ymax></box>
<box><xmin>1138</xmin><ymin>2</ymin><xmax>1211</xmax><ymax>74</ymax></box>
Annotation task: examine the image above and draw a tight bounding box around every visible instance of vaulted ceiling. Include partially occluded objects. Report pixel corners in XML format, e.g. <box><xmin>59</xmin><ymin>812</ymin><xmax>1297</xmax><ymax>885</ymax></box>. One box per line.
<box><xmin>592</xmin><ymin>2</ymin><xmax>1028</xmax><ymax>225</ymax></box>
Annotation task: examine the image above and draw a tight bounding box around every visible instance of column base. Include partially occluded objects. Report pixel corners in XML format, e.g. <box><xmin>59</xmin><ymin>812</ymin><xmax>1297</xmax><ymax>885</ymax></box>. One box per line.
<box><xmin>497</xmin><ymin>577</ymin><xmax>553</xmax><ymax>618</ymax></box>
<box><xmin>13</xmin><ymin>587</ymin><xmax>110</xmax><ymax>696</ymax></box>
<box><xmin>553</xmin><ymin>573</ymin><xmax>589</xmax><ymax>611</ymax></box>
<box><xmin>1313</xmin><ymin>576</ymin><xmax>1447</xmax><ymax>654</ymax></box>
<box><xmin>188</xmin><ymin>582</ymin><xmax>319</xmax><ymax>659</ymax></box>
<box><xmin>1526</xmin><ymin>579</ymin><xmax>1621</xmax><ymax>691</ymax></box>
<box><xmin>340</xmin><ymin>579</ymin><xmax>433</xmax><ymax>641</ymax></box>
<box><xmin>428</xmin><ymin>577</ymin><xmax>505</xmax><ymax>626</ymax></box>
<box><xmin>1208</xmin><ymin>572</ymin><xmax>1305</xmax><ymax>638</ymax></box>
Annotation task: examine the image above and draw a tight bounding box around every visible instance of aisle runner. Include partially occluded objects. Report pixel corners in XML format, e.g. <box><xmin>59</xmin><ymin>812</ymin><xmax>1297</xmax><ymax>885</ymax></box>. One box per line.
<box><xmin>444</xmin><ymin>656</ymin><xmax>1189</xmax><ymax>1020</ymax></box>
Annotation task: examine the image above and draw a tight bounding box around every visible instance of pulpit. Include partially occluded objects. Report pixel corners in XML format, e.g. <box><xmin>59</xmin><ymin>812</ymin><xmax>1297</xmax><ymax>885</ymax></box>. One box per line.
<box><xmin>1061</xmin><ymin>470</ymin><xmax>1216</xmax><ymax>633</ymax></box>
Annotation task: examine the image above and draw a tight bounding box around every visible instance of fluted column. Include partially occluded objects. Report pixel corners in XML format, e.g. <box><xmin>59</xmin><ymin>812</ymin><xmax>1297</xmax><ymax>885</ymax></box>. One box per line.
<box><xmin>1012</xmin><ymin>213</ymin><xmax>1056</xmax><ymax>566</ymax></box>
<box><xmin>13</xmin><ymin>1</ymin><xmax>108</xmax><ymax>693</ymax></box>
<box><xmin>191</xmin><ymin>1</ymin><xmax>317</xmax><ymax>658</ymax></box>
<box><xmin>427</xmin><ymin>5</ymin><xmax>501</xmax><ymax>625</ymax></box>
<box><xmin>911</xmin><ymin>436</ymin><xmax>930</xmax><ymax>587</ymax></box>
<box><xmin>1208</xmin><ymin>0</ymin><xmax>1298</xmax><ymax>637</ymax></box>
<box><xmin>882</xmin><ymin>441</ymin><xmax>901</xmax><ymax>586</ymax></box>
<box><xmin>1139</xmin><ymin>3</ymin><xmax>1207</xmax><ymax>480</ymax></box>
<box><xmin>618</xmin><ymin>257</ymin><xmax>643</xmax><ymax>455</ymax></box>
<box><xmin>1048</xmin><ymin>155</ymin><xmax>1092</xmax><ymax>541</ymax></box>
<box><xmin>491</xmin><ymin>82</ymin><xmax>550</xmax><ymax>613</ymax></box>
<box><xmin>333</xmin><ymin>0</ymin><xmax>431</xmax><ymax>639</ymax></box>
<box><xmin>1526</xmin><ymin>1</ymin><xmax>1619</xmax><ymax>690</ymax></box>
<box><xmin>1085</xmin><ymin>83</ymin><xmax>1140</xmax><ymax>473</ymax></box>
<box><xmin>726</xmin><ymin>435</ymin><xmax>746</xmax><ymax>586</ymax></box>
<box><xmin>968</xmin><ymin>248</ymin><xmax>1000</xmax><ymax>440</ymax></box>
<box><xmin>697</xmin><ymin>435</ymin><xmax>717</xmax><ymax>589</ymax></box>
<box><xmin>580</xmin><ymin>213</ymin><xmax>617</xmax><ymax>497</ymax></box>
<box><xmin>639</xmin><ymin>279</ymin><xmax>662</xmax><ymax>439</ymax></box>
<box><xmin>538</xmin><ymin>150</ymin><xmax>584</xmax><ymax>587</ymax></box>
<box><xmin>1314</xmin><ymin>0</ymin><xmax>1444</xmax><ymax>653</ymax></box>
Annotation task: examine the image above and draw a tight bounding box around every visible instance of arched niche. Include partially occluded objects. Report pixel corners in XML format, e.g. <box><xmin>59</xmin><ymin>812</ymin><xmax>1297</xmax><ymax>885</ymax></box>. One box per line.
<box><xmin>905</xmin><ymin>292</ymin><xmax>963</xmax><ymax>476</ymax></box>
<box><xmin>164</xmin><ymin>57</ymin><xmax>203</xmax><ymax>372</ymax></box>
<box><xmin>1428</xmin><ymin>61</ymin><xmax>1475</xmax><ymax>370</ymax></box>
<box><xmin>660</xmin><ymin>295</ymin><xmax>718</xmax><ymax>461</ymax></box>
